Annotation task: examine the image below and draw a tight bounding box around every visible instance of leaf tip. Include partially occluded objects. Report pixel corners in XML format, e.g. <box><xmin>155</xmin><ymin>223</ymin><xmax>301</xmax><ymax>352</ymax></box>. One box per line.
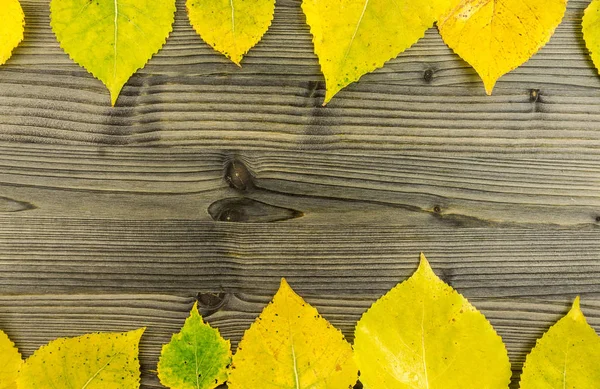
<box><xmin>110</xmin><ymin>92</ymin><xmax>119</xmax><ymax>107</ymax></box>
<box><xmin>418</xmin><ymin>252</ymin><xmax>434</xmax><ymax>274</ymax></box>
<box><xmin>191</xmin><ymin>300</ymin><xmax>200</xmax><ymax>315</ymax></box>
<box><xmin>323</xmin><ymin>82</ymin><xmax>342</xmax><ymax>105</ymax></box>
<box><xmin>232</xmin><ymin>57</ymin><xmax>243</xmax><ymax>67</ymax></box>
<box><xmin>483</xmin><ymin>77</ymin><xmax>497</xmax><ymax>96</ymax></box>
<box><xmin>130</xmin><ymin>327</ymin><xmax>146</xmax><ymax>342</ymax></box>
<box><xmin>279</xmin><ymin>277</ymin><xmax>291</xmax><ymax>290</ymax></box>
<box><xmin>568</xmin><ymin>296</ymin><xmax>584</xmax><ymax>320</ymax></box>
<box><xmin>277</xmin><ymin>277</ymin><xmax>302</xmax><ymax>301</ymax></box>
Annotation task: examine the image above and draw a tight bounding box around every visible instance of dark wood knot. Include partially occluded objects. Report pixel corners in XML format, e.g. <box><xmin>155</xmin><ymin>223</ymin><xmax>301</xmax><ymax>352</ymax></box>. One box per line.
<box><xmin>529</xmin><ymin>89</ymin><xmax>540</xmax><ymax>103</ymax></box>
<box><xmin>196</xmin><ymin>292</ymin><xmax>229</xmax><ymax>317</ymax></box>
<box><xmin>208</xmin><ymin>198</ymin><xmax>303</xmax><ymax>223</ymax></box>
<box><xmin>423</xmin><ymin>69</ymin><xmax>434</xmax><ymax>83</ymax></box>
<box><xmin>224</xmin><ymin>160</ymin><xmax>254</xmax><ymax>192</ymax></box>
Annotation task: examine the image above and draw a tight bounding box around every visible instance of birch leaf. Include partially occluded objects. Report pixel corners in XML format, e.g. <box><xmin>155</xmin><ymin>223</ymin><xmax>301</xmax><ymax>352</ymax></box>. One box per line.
<box><xmin>0</xmin><ymin>330</ymin><xmax>22</xmax><ymax>389</ymax></box>
<box><xmin>157</xmin><ymin>302</ymin><xmax>231</xmax><ymax>389</ymax></box>
<box><xmin>438</xmin><ymin>0</ymin><xmax>567</xmax><ymax>95</ymax></box>
<box><xmin>17</xmin><ymin>328</ymin><xmax>144</xmax><ymax>389</ymax></box>
<box><xmin>583</xmin><ymin>0</ymin><xmax>600</xmax><ymax>77</ymax></box>
<box><xmin>302</xmin><ymin>0</ymin><xmax>458</xmax><ymax>104</ymax></box>
<box><xmin>50</xmin><ymin>0</ymin><xmax>176</xmax><ymax>106</ymax></box>
<box><xmin>0</xmin><ymin>0</ymin><xmax>24</xmax><ymax>66</ymax></box>
<box><xmin>228</xmin><ymin>278</ymin><xmax>358</xmax><ymax>389</ymax></box>
<box><xmin>187</xmin><ymin>0</ymin><xmax>274</xmax><ymax>65</ymax></box>
<box><xmin>354</xmin><ymin>253</ymin><xmax>511</xmax><ymax>389</ymax></box>
<box><xmin>519</xmin><ymin>297</ymin><xmax>600</xmax><ymax>389</ymax></box>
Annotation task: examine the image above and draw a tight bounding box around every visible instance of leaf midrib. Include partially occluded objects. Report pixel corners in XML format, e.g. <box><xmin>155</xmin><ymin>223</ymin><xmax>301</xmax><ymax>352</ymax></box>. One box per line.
<box><xmin>342</xmin><ymin>0</ymin><xmax>370</xmax><ymax>63</ymax></box>
<box><xmin>80</xmin><ymin>351</ymin><xmax>123</xmax><ymax>389</ymax></box>
<box><xmin>113</xmin><ymin>0</ymin><xmax>118</xmax><ymax>82</ymax></box>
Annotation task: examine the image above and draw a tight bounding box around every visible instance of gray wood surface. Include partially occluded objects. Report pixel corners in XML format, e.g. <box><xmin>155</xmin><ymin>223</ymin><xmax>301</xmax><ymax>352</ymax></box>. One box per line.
<box><xmin>1</xmin><ymin>0</ymin><xmax>600</xmax><ymax>388</ymax></box>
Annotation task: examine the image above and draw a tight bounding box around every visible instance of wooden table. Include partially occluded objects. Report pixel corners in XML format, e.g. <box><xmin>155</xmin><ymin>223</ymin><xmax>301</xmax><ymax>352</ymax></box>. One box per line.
<box><xmin>1</xmin><ymin>0</ymin><xmax>599</xmax><ymax>387</ymax></box>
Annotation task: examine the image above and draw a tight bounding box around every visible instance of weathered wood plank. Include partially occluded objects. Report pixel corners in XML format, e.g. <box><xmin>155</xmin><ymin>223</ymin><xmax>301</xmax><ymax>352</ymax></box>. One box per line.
<box><xmin>1</xmin><ymin>2</ymin><xmax>600</xmax><ymax>225</ymax></box>
<box><xmin>1</xmin><ymin>294</ymin><xmax>598</xmax><ymax>388</ymax></box>
<box><xmin>0</xmin><ymin>217</ymin><xmax>598</xmax><ymax>297</ymax></box>
<box><xmin>0</xmin><ymin>1</ymin><xmax>598</xmax><ymax>146</ymax></box>
<box><xmin>1</xmin><ymin>142</ymin><xmax>600</xmax><ymax>225</ymax></box>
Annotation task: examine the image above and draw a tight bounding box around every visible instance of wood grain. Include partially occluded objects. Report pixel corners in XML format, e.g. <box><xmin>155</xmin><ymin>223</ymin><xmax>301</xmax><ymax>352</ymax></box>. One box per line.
<box><xmin>2</xmin><ymin>142</ymin><xmax>600</xmax><ymax>225</ymax></box>
<box><xmin>0</xmin><ymin>217</ymin><xmax>599</xmax><ymax>298</ymax></box>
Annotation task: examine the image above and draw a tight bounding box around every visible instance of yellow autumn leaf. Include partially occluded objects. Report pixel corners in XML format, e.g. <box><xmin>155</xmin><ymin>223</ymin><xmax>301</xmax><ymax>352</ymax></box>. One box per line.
<box><xmin>17</xmin><ymin>328</ymin><xmax>145</xmax><ymax>389</ymax></box>
<box><xmin>583</xmin><ymin>0</ymin><xmax>600</xmax><ymax>76</ymax></box>
<box><xmin>354</xmin><ymin>253</ymin><xmax>511</xmax><ymax>389</ymax></box>
<box><xmin>50</xmin><ymin>0</ymin><xmax>176</xmax><ymax>106</ymax></box>
<box><xmin>0</xmin><ymin>0</ymin><xmax>24</xmax><ymax>66</ymax></box>
<box><xmin>187</xmin><ymin>0</ymin><xmax>274</xmax><ymax>65</ymax></box>
<box><xmin>228</xmin><ymin>278</ymin><xmax>358</xmax><ymax>389</ymax></box>
<box><xmin>302</xmin><ymin>0</ymin><xmax>458</xmax><ymax>104</ymax></box>
<box><xmin>0</xmin><ymin>330</ymin><xmax>22</xmax><ymax>389</ymax></box>
<box><xmin>438</xmin><ymin>0</ymin><xmax>567</xmax><ymax>95</ymax></box>
<box><xmin>519</xmin><ymin>297</ymin><xmax>600</xmax><ymax>388</ymax></box>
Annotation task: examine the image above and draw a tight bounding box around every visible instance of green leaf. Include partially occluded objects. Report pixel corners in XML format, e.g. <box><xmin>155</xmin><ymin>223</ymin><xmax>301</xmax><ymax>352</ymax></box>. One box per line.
<box><xmin>50</xmin><ymin>0</ymin><xmax>176</xmax><ymax>106</ymax></box>
<box><xmin>17</xmin><ymin>328</ymin><xmax>145</xmax><ymax>389</ymax></box>
<box><xmin>187</xmin><ymin>0</ymin><xmax>274</xmax><ymax>65</ymax></box>
<box><xmin>354</xmin><ymin>253</ymin><xmax>511</xmax><ymax>389</ymax></box>
<box><xmin>0</xmin><ymin>329</ymin><xmax>22</xmax><ymax>389</ymax></box>
<box><xmin>157</xmin><ymin>302</ymin><xmax>231</xmax><ymax>389</ymax></box>
<box><xmin>0</xmin><ymin>0</ymin><xmax>25</xmax><ymax>66</ymax></box>
<box><xmin>519</xmin><ymin>297</ymin><xmax>600</xmax><ymax>388</ymax></box>
<box><xmin>302</xmin><ymin>0</ymin><xmax>457</xmax><ymax>104</ymax></box>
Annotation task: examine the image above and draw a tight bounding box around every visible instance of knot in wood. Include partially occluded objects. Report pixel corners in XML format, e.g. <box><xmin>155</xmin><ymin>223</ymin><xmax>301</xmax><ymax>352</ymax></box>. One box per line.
<box><xmin>196</xmin><ymin>292</ymin><xmax>228</xmax><ymax>316</ymax></box>
<box><xmin>423</xmin><ymin>69</ymin><xmax>434</xmax><ymax>83</ymax></box>
<box><xmin>529</xmin><ymin>89</ymin><xmax>540</xmax><ymax>103</ymax></box>
<box><xmin>224</xmin><ymin>160</ymin><xmax>254</xmax><ymax>192</ymax></box>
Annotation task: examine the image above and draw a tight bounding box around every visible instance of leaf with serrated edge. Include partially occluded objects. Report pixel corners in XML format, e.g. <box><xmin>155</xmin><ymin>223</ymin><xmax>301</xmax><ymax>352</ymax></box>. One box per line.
<box><xmin>50</xmin><ymin>0</ymin><xmax>176</xmax><ymax>106</ymax></box>
<box><xmin>302</xmin><ymin>0</ymin><xmax>458</xmax><ymax>104</ymax></box>
<box><xmin>187</xmin><ymin>0</ymin><xmax>274</xmax><ymax>65</ymax></box>
<box><xmin>0</xmin><ymin>0</ymin><xmax>24</xmax><ymax>66</ymax></box>
<box><xmin>228</xmin><ymin>278</ymin><xmax>358</xmax><ymax>389</ymax></box>
<box><xmin>354</xmin><ymin>253</ymin><xmax>511</xmax><ymax>389</ymax></box>
<box><xmin>438</xmin><ymin>0</ymin><xmax>566</xmax><ymax>95</ymax></box>
<box><xmin>0</xmin><ymin>329</ymin><xmax>22</xmax><ymax>389</ymax></box>
<box><xmin>17</xmin><ymin>328</ymin><xmax>144</xmax><ymax>389</ymax></box>
<box><xmin>519</xmin><ymin>297</ymin><xmax>600</xmax><ymax>388</ymax></box>
<box><xmin>583</xmin><ymin>0</ymin><xmax>600</xmax><ymax>78</ymax></box>
<box><xmin>157</xmin><ymin>302</ymin><xmax>231</xmax><ymax>389</ymax></box>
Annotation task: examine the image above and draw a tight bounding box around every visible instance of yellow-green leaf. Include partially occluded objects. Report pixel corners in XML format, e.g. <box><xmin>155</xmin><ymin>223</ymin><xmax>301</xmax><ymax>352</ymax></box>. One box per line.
<box><xmin>438</xmin><ymin>0</ymin><xmax>567</xmax><ymax>95</ymax></box>
<box><xmin>228</xmin><ymin>278</ymin><xmax>358</xmax><ymax>389</ymax></box>
<box><xmin>302</xmin><ymin>0</ymin><xmax>457</xmax><ymax>104</ymax></box>
<box><xmin>17</xmin><ymin>328</ymin><xmax>144</xmax><ymax>389</ymax></box>
<box><xmin>0</xmin><ymin>329</ymin><xmax>22</xmax><ymax>389</ymax></box>
<box><xmin>50</xmin><ymin>0</ymin><xmax>176</xmax><ymax>106</ymax></box>
<box><xmin>354</xmin><ymin>253</ymin><xmax>511</xmax><ymax>389</ymax></box>
<box><xmin>157</xmin><ymin>302</ymin><xmax>231</xmax><ymax>389</ymax></box>
<box><xmin>0</xmin><ymin>0</ymin><xmax>24</xmax><ymax>66</ymax></box>
<box><xmin>519</xmin><ymin>297</ymin><xmax>600</xmax><ymax>388</ymax></box>
<box><xmin>583</xmin><ymin>0</ymin><xmax>600</xmax><ymax>77</ymax></box>
<box><xmin>187</xmin><ymin>0</ymin><xmax>274</xmax><ymax>65</ymax></box>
